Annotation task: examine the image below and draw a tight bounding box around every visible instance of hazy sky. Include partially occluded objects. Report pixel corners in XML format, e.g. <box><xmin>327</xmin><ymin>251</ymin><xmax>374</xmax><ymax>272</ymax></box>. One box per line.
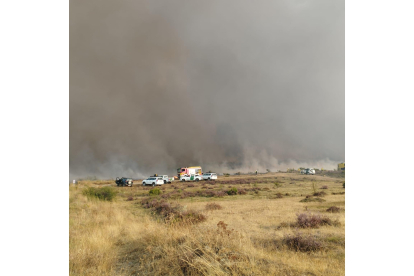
<box><xmin>70</xmin><ymin>0</ymin><xmax>344</xmax><ymax>179</ymax></box>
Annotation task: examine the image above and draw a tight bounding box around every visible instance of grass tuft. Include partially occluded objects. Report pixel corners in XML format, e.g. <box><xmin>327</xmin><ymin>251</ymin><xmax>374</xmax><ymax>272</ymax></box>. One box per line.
<box><xmin>299</xmin><ymin>197</ymin><xmax>326</xmax><ymax>203</ymax></box>
<box><xmin>205</xmin><ymin>202</ymin><xmax>223</xmax><ymax>211</ymax></box>
<box><xmin>326</xmin><ymin>206</ymin><xmax>341</xmax><ymax>213</ymax></box>
<box><xmin>296</xmin><ymin>212</ymin><xmax>339</xmax><ymax>228</ymax></box>
<box><xmin>283</xmin><ymin>232</ymin><xmax>325</xmax><ymax>252</ymax></box>
<box><xmin>149</xmin><ymin>188</ymin><xmax>161</xmax><ymax>196</ymax></box>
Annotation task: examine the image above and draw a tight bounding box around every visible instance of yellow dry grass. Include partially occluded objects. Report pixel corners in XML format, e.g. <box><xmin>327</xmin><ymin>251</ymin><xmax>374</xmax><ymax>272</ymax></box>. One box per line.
<box><xmin>69</xmin><ymin>172</ymin><xmax>345</xmax><ymax>275</ymax></box>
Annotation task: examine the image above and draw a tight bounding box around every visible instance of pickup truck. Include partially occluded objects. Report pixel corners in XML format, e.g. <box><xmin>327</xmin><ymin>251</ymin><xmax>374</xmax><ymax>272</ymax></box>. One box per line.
<box><xmin>202</xmin><ymin>173</ymin><xmax>217</xmax><ymax>180</ymax></box>
<box><xmin>115</xmin><ymin>177</ymin><xmax>133</xmax><ymax>187</ymax></box>
<box><xmin>180</xmin><ymin>174</ymin><xmax>202</xmax><ymax>182</ymax></box>
<box><xmin>157</xmin><ymin>175</ymin><xmax>174</xmax><ymax>184</ymax></box>
<box><xmin>142</xmin><ymin>177</ymin><xmax>164</xmax><ymax>186</ymax></box>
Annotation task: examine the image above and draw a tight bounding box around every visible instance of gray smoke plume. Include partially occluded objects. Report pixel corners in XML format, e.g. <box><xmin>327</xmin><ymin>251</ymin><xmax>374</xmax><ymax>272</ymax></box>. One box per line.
<box><xmin>70</xmin><ymin>0</ymin><xmax>344</xmax><ymax>179</ymax></box>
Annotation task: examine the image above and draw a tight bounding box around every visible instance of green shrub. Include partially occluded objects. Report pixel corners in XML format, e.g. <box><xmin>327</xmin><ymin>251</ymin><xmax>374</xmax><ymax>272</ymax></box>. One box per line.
<box><xmin>149</xmin><ymin>188</ymin><xmax>161</xmax><ymax>196</ymax></box>
<box><xmin>82</xmin><ymin>186</ymin><xmax>118</xmax><ymax>201</ymax></box>
<box><xmin>227</xmin><ymin>187</ymin><xmax>238</xmax><ymax>195</ymax></box>
<box><xmin>343</xmin><ymin>182</ymin><xmax>345</xmax><ymax>188</ymax></box>
<box><xmin>274</xmin><ymin>181</ymin><xmax>282</xmax><ymax>188</ymax></box>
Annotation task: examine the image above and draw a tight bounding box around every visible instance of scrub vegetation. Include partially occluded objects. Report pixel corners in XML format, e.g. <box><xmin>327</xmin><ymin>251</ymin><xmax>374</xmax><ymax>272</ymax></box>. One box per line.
<box><xmin>70</xmin><ymin>172</ymin><xmax>345</xmax><ymax>275</ymax></box>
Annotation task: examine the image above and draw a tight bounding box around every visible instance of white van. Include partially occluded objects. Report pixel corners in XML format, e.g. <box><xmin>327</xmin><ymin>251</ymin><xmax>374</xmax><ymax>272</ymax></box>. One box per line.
<box><xmin>202</xmin><ymin>173</ymin><xmax>217</xmax><ymax>180</ymax></box>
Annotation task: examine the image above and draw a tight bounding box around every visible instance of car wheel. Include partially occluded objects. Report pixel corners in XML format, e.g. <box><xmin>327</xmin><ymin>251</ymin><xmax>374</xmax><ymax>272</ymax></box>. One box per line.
<box><xmin>208</xmin><ymin>178</ymin><xmax>210</xmax><ymax>180</ymax></box>
<box><xmin>195</xmin><ymin>179</ymin><xmax>199</xmax><ymax>182</ymax></box>
<box><xmin>164</xmin><ymin>180</ymin><xmax>167</xmax><ymax>184</ymax></box>
<box><xmin>152</xmin><ymin>183</ymin><xmax>155</xmax><ymax>186</ymax></box>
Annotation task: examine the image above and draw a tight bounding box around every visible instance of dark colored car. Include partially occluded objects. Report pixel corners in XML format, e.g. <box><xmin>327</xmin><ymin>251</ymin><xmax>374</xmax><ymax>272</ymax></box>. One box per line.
<box><xmin>115</xmin><ymin>177</ymin><xmax>133</xmax><ymax>187</ymax></box>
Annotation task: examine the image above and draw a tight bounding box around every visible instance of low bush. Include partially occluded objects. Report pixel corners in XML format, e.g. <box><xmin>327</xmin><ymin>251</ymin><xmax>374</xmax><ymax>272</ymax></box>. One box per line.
<box><xmin>126</xmin><ymin>196</ymin><xmax>134</xmax><ymax>201</ymax></box>
<box><xmin>149</xmin><ymin>188</ymin><xmax>161</xmax><ymax>196</ymax></box>
<box><xmin>178</xmin><ymin>211</ymin><xmax>207</xmax><ymax>224</ymax></box>
<box><xmin>237</xmin><ymin>189</ymin><xmax>247</xmax><ymax>195</ymax></box>
<box><xmin>332</xmin><ymin>191</ymin><xmax>345</xmax><ymax>195</ymax></box>
<box><xmin>299</xmin><ymin>197</ymin><xmax>326</xmax><ymax>203</ymax></box>
<box><xmin>296</xmin><ymin>212</ymin><xmax>336</xmax><ymax>228</ymax></box>
<box><xmin>274</xmin><ymin>181</ymin><xmax>282</xmax><ymax>188</ymax></box>
<box><xmin>343</xmin><ymin>182</ymin><xmax>345</xmax><ymax>188</ymax></box>
<box><xmin>321</xmin><ymin>185</ymin><xmax>328</xmax><ymax>189</ymax></box>
<box><xmin>283</xmin><ymin>232</ymin><xmax>325</xmax><ymax>252</ymax></box>
<box><xmin>187</xmin><ymin>183</ymin><xmax>195</xmax><ymax>187</ymax></box>
<box><xmin>326</xmin><ymin>206</ymin><xmax>341</xmax><ymax>213</ymax></box>
<box><xmin>205</xmin><ymin>202</ymin><xmax>223</xmax><ymax>211</ymax></box>
<box><xmin>227</xmin><ymin>187</ymin><xmax>238</xmax><ymax>195</ymax></box>
<box><xmin>140</xmin><ymin>198</ymin><xmax>206</xmax><ymax>225</ymax></box>
<box><xmin>313</xmin><ymin>191</ymin><xmax>327</xmax><ymax>197</ymax></box>
<box><xmin>275</xmin><ymin>192</ymin><xmax>284</xmax><ymax>198</ymax></box>
<box><xmin>82</xmin><ymin>186</ymin><xmax>118</xmax><ymax>201</ymax></box>
<box><xmin>277</xmin><ymin>221</ymin><xmax>292</xmax><ymax>229</ymax></box>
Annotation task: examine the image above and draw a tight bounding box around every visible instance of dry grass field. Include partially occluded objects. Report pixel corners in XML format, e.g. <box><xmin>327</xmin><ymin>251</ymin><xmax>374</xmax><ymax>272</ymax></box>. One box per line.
<box><xmin>70</xmin><ymin>172</ymin><xmax>345</xmax><ymax>276</ymax></box>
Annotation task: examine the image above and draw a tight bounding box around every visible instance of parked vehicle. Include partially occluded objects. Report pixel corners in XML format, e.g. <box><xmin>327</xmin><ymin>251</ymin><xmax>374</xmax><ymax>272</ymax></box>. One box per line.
<box><xmin>180</xmin><ymin>174</ymin><xmax>202</xmax><ymax>182</ymax></box>
<box><xmin>157</xmin><ymin>175</ymin><xmax>174</xmax><ymax>184</ymax></box>
<box><xmin>301</xmin><ymin>168</ymin><xmax>315</xmax><ymax>175</ymax></box>
<box><xmin>202</xmin><ymin>173</ymin><xmax>217</xmax><ymax>180</ymax></box>
<box><xmin>115</xmin><ymin>177</ymin><xmax>133</xmax><ymax>187</ymax></box>
<box><xmin>142</xmin><ymin>177</ymin><xmax>164</xmax><ymax>186</ymax></box>
<box><xmin>177</xmin><ymin>166</ymin><xmax>202</xmax><ymax>178</ymax></box>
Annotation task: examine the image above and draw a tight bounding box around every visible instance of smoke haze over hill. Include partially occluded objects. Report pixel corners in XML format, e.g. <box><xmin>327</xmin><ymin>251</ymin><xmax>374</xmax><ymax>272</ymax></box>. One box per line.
<box><xmin>70</xmin><ymin>0</ymin><xmax>344</xmax><ymax>179</ymax></box>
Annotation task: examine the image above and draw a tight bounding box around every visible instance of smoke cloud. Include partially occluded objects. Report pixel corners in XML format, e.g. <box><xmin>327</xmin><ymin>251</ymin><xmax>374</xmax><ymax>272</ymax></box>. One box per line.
<box><xmin>70</xmin><ymin>0</ymin><xmax>344</xmax><ymax>179</ymax></box>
